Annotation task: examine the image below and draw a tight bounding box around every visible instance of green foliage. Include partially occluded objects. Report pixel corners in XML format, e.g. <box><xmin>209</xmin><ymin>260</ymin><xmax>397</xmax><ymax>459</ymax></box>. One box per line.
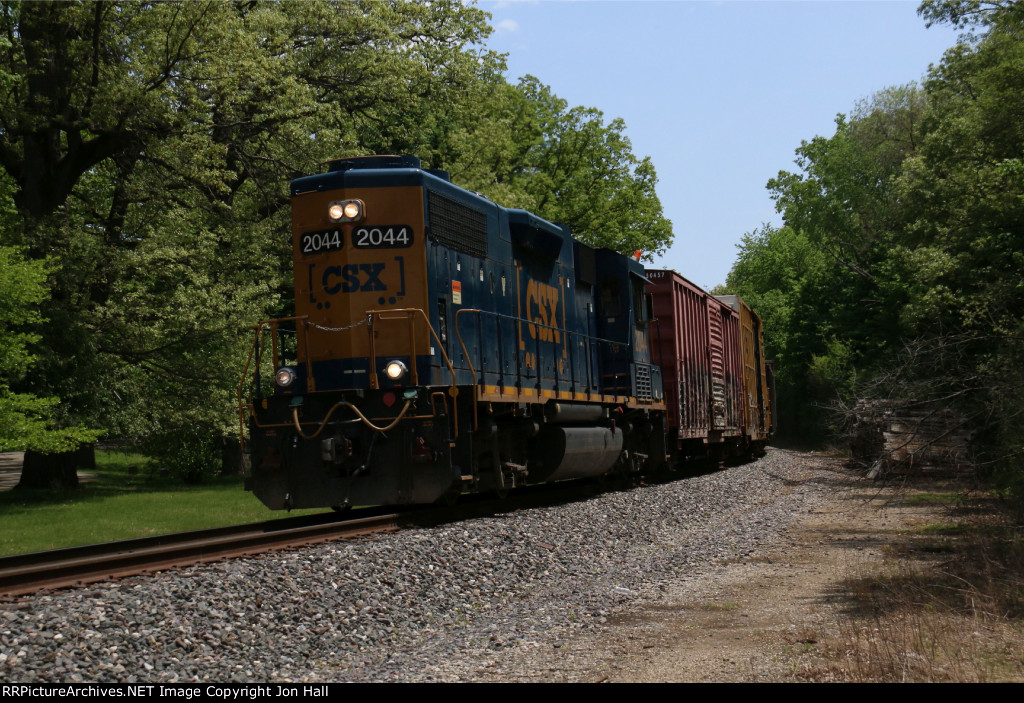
<box><xmin>768</xmin><ymin>84</ymin><xmax>926</xmax><ymax>290</ymax></box>
<box><xmin>0</xmin><ymin>246</ymin><xmax>100</xmax><ymax>452</ymax></box>
<box><xmin>511</xmin><ymin>78</ymin><xmax>673</xmax><ymax>258</ymax></box>
<box><xmin>0</xmin><ymin>0</ymin><xmax>502</xmax><ymax>460</ymax></box>
<box><xmin>0</xmin><ymin>245</ymin><xmax>44</xmax><ymax>380</ymax></box>
<box><xmin>918</xmin><ymin>0</ymin><xmax>1024</xmax><ymax>30</ymax></box>
<box><xmin>720</xmin><ymin>225</ymin><xmax>838</xmax><ymax>439</ymax></box>
<box><xmin>724</xmin><ymin>224</ymin><xmax>825</xmax><ymax>359</ymax></box>
<box><xmin>442</xmin><ymin>76</ymin><xmax>673</xmax><ymax>259</ymax></box>
<box><xmin>144</xmin><ymin>426</ymin><xmax>221</xmax><ymax>485</ymax></box>
<box><xmin>725</xmin><ymin>3</ymin><xmax>1024</xmax><ymax>461</ymax></box>
<box><xmin>807</xmin><ymin>338</ymin><xmax>856</xmax><ymax>403</ymax></box>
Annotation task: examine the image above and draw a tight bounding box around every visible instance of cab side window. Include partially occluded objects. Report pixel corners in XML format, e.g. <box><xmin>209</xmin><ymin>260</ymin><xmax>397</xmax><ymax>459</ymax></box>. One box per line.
<box><xmin>600</xmin><ymin>278</ymin><xmax>621</xmax><ymax>317</ymax></box>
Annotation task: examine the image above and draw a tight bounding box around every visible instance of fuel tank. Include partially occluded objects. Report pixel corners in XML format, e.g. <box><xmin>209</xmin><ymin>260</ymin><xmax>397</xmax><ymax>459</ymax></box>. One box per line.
<box><xmin>527</xmin><ymin>425</ymin><xmax>624</xmax><ymax>482</ymax></box>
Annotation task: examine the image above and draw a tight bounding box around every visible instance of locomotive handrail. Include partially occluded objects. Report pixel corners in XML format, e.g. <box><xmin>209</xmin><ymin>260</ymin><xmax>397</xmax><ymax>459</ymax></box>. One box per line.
<box><xmin>238</xmin><ymin>309</ymin><xmax>462</xmax><ymax>442</ymax></box>
<box><xmin>454</xmin><ymin>306</ymin><xmax>573</xmax><ymax>427</ymax></box>
<box><xmin>362</xmin><ymin>307</ymin><xmax>458</xmax><ymax>393</ymax></box>
<box><xmin>454</xmin><ymin>307</ymin><xmax>638</xmax><ymax>414</ymax></box>
<box><xmin>454</xmin><ymin>308</ymin><xmax>482</xmax><ymax>430</ymax></box>
<box><xmin>237</xmin><ymin>316</ymin><xmax>311</xmax><ymax>452</ymax></box>
<box><xmin>363</xmin><ymin>307</ymin><xmax>461</xmax><ymax>438</ymax></box>
<box><xmin>453</xmin><ymin>308</ymin><xmax>633</xmax><ymax>355</ymax></box>
<box><xmin>370</xmin><ymin>310</ymin><xmax>422</xmax><ymax>386</ymax></box>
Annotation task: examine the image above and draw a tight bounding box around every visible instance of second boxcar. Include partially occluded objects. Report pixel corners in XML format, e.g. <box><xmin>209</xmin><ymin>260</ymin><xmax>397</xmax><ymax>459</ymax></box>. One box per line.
<box><xmin>646</xmin><ymin>269</ymin><xmax>771</xmax><ymax>461</ymax></box>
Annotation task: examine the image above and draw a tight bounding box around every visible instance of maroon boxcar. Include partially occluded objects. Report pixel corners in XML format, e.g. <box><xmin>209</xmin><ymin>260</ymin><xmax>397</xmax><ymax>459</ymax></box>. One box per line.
<box><xmin>646</xmin><ymin>269</ymin><xmax>770</xmax><ymax>461</ymax></box>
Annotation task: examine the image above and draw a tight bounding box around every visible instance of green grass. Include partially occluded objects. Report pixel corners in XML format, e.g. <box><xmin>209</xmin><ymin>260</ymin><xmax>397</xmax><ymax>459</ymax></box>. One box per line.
<box><xmin>0</xmin><ymin>450</ymin><xmax>329</xmax><ymax>556</ymax></box>
<box><xmin>904</xmin><ymin>492</ymin><xmax>962</xmax><ymax>506</ymax></box>
<box><xmin>700</xmin><ymin>600</ymin><xmax>741</xmax><ymax>611</ymax></box>
<box><xmin>916</xmin><ymin>522</ymin><xmax>972</xmax><ymax>536</ymax></box>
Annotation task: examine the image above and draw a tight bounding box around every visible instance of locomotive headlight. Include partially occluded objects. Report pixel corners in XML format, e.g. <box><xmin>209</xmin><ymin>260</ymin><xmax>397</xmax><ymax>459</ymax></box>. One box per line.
<box><xmin>384</xmin><ymin>360</ymin><xmax>408</xmax><ymax>382</ymax></box>
<box><xmin>275</xmin><ymin>366</ymin><xmax>297</xmax><ymax>388</ymax></box>
<box><xmin>327</xmin><ymin>199</ymin><xmax>364</xmax><ymax>223</ymax></box>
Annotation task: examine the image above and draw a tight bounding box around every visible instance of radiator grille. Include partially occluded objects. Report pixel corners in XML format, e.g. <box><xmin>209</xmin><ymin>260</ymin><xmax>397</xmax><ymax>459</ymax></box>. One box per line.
<box><xmin>427</xmin><ymin>191</ymin><xmax>488</xmax><ymax>258</ymax></box>
<box><xmin>635</xmin><ymin>364</ymin><xmax>653</xmax><ymax>401</ymax></box>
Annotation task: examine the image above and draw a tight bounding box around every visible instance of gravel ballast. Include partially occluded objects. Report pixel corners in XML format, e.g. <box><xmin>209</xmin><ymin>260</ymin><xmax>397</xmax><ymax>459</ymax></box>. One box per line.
<box><xmin>0</xmin><ymin>448</ymin><xmax>832</xmax><ymax>683</ymax></box>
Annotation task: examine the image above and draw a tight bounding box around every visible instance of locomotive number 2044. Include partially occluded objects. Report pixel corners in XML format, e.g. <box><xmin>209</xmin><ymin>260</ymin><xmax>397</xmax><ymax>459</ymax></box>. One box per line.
<box><xmin>353</xmin><ymin>225</ymin><xmax>413</xmax><ymax>249</ymax></box>
<box><xmin>300</xmin><ymin>228</ymin><xmax>343</xmax><ymax>255</ymax></box>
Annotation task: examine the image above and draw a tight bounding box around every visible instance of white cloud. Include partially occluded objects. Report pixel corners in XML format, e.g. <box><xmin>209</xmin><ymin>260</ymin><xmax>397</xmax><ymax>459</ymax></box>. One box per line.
<box><xmin>495</xmin><ymin>18</ymin><xmax>519</xmax><ymax>33</ymax></box>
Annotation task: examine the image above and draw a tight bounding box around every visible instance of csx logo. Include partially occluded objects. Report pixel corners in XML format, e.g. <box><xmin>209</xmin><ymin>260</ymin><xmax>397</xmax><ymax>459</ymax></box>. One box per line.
<box><xmin>525</xmin><ymin>279</ymin><xmax>561</xmax><ymax>343</ymax></box>
<box><xmin>306</xmin><ymin>257</ymin><xmax>406</xmax><ymax>311</ymax></box>
<box><xmin>322</xmin><ymin>263</ymin><xmax>386</xmax><ymax>294</ymax></box>
<box><xmin>633</xmin><ymin>328</ymin><xmax>649</xmax><ymax>358</ymax></box>
<box><xmin>520</xmin><ymin>277</ymin><xmax>568</xmax><ymax>372</ymax></box>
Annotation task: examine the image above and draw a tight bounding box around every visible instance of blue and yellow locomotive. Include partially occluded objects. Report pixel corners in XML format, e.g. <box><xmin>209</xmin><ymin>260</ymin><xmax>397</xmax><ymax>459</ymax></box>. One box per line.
<box><xmin>240</xmin><ymin>155</ymin><xmax>667</xmax><ymax>509</ymax></box>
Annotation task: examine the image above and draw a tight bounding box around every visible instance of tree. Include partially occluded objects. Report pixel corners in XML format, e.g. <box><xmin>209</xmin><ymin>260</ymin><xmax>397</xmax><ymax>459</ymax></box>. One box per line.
<box><xmin>725</xmin><ymin>0</ymin><xmax>1024</xmax><ymax>466</ymax></box>
<box><xmin>902</xmin><ymin>1</ymin><xmax>1024</xmax><ymax>482</ymax></box>
<box><xmin>0</xmin><ymin>2</ymin><xmax>229</xmax><ymax>227</ymax></box>
<box><xmin>443</xmin><ymin>76</ymin><xmax>674</xmax><ymax>259</ymax></box>
<box><xmin>0</xmin><ymin>0</ymin><xmax>498</xmax><ymax>484</ymax></box>
<box><xmin>918</xmin><ymin>0</ymin><xmax>1024</xmax><ymax>29</ymax></box>
<box><xmin>757</xmin><ymin>86</ymin><xmax>930</xmax><ymax>441</ymax></box>
<box><xmin>719</xmin><ymin>224</ymin><xmax>843</xmax><ymax>440</ymax></box>
<box><xmin>768</xmin><ymin>85</ymin><xmax>926</xmax><ymax>289</ymax></box>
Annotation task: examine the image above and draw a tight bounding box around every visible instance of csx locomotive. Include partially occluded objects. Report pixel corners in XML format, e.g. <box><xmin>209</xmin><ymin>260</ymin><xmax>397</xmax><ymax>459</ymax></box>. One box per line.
<box><xmin>239</xmin><ymin>155</ymin><xmax>771</xmax><ymax>510</ymax></box>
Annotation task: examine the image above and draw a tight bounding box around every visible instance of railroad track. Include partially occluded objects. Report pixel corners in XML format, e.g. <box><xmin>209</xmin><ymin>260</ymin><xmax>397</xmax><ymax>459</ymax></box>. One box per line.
<box><xmin>0</xmin><ymin>508</ymin><xmax>407</xmax><ymax>598</ymax></box>
<box><xmin>0</xmin><ymin>466</ymin><xmax>715</xmax><ymax>599</ymax></box>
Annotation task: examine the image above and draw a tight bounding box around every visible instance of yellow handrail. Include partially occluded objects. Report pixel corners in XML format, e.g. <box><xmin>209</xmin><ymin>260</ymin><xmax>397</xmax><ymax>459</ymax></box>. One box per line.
<box><xmin>363</xmin><ymin>307</ymin><xmax>461</xmax><ymax>438</ymax></box>
<box><xmin>236</xmin><ymin>316</ymin><xmax>310</xmax><ymax>452</ymax></box>
<box><xmin>242</xmin><ymin>306</ymin><xmax>473</xmax><ymax>444</ymax></box>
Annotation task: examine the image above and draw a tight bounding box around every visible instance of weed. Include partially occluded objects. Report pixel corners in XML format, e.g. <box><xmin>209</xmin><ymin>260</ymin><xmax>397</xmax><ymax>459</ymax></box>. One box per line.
<box><xmin>819</xmin><ymin>525</ymin><xmax>1024</xmax><ymax>681</ymax></box>
<box><xmin>700</xmin><ymin>601</ymin><xmax>740</xmax><ymax>612</ymax></box>
<box><xmin>916</xmin><ymin>522</ymin><xmax>971</xmax><ymax>536</ymax></box>
<box><xmin>904</xmin><ymin>492</ymin><xmax>962</xmax><ymax>506</ymax></box>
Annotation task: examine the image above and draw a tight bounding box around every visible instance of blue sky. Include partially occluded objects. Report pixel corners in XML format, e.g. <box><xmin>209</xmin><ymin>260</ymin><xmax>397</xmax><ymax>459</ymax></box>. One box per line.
<box><xmin>478</xmin><ymin>0</ymin><xmax>963</xmax><ymax>289</ymax></box>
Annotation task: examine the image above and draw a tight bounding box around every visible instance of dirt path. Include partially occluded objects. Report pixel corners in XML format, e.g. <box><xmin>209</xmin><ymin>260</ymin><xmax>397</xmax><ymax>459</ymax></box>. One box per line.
<box><xmin>600</xmin><ymin>461</ymin><xmax>896</xmax><ymax>682</ymax></box>
<box><xmin>515</xmin><ymin>458</ymin><xmax>969</xmax><ymax>682</ymax></box>
<box><xmin>0</xmin><ymin>452</ymin><xmax>25</xmax><ymax>491</ymax></box>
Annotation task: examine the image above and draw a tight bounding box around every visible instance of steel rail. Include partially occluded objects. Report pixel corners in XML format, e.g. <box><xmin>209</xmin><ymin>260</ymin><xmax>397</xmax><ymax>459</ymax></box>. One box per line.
<box><xmin>0</xmin><ymin>510</ymin><xmax>403</xmax><ymax>598</ymax></box>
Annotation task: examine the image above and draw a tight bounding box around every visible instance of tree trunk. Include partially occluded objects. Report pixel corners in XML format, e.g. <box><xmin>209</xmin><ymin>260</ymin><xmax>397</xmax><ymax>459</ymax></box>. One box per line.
<box><xmin>16</xmin><ymin>444</ymin><xmax>95</xmax><ymax>490</ymax></box>
<box><xmin>220</xmin><ymin>436</ymin><xmax>249</xmax><ymax>476</ymax></box>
